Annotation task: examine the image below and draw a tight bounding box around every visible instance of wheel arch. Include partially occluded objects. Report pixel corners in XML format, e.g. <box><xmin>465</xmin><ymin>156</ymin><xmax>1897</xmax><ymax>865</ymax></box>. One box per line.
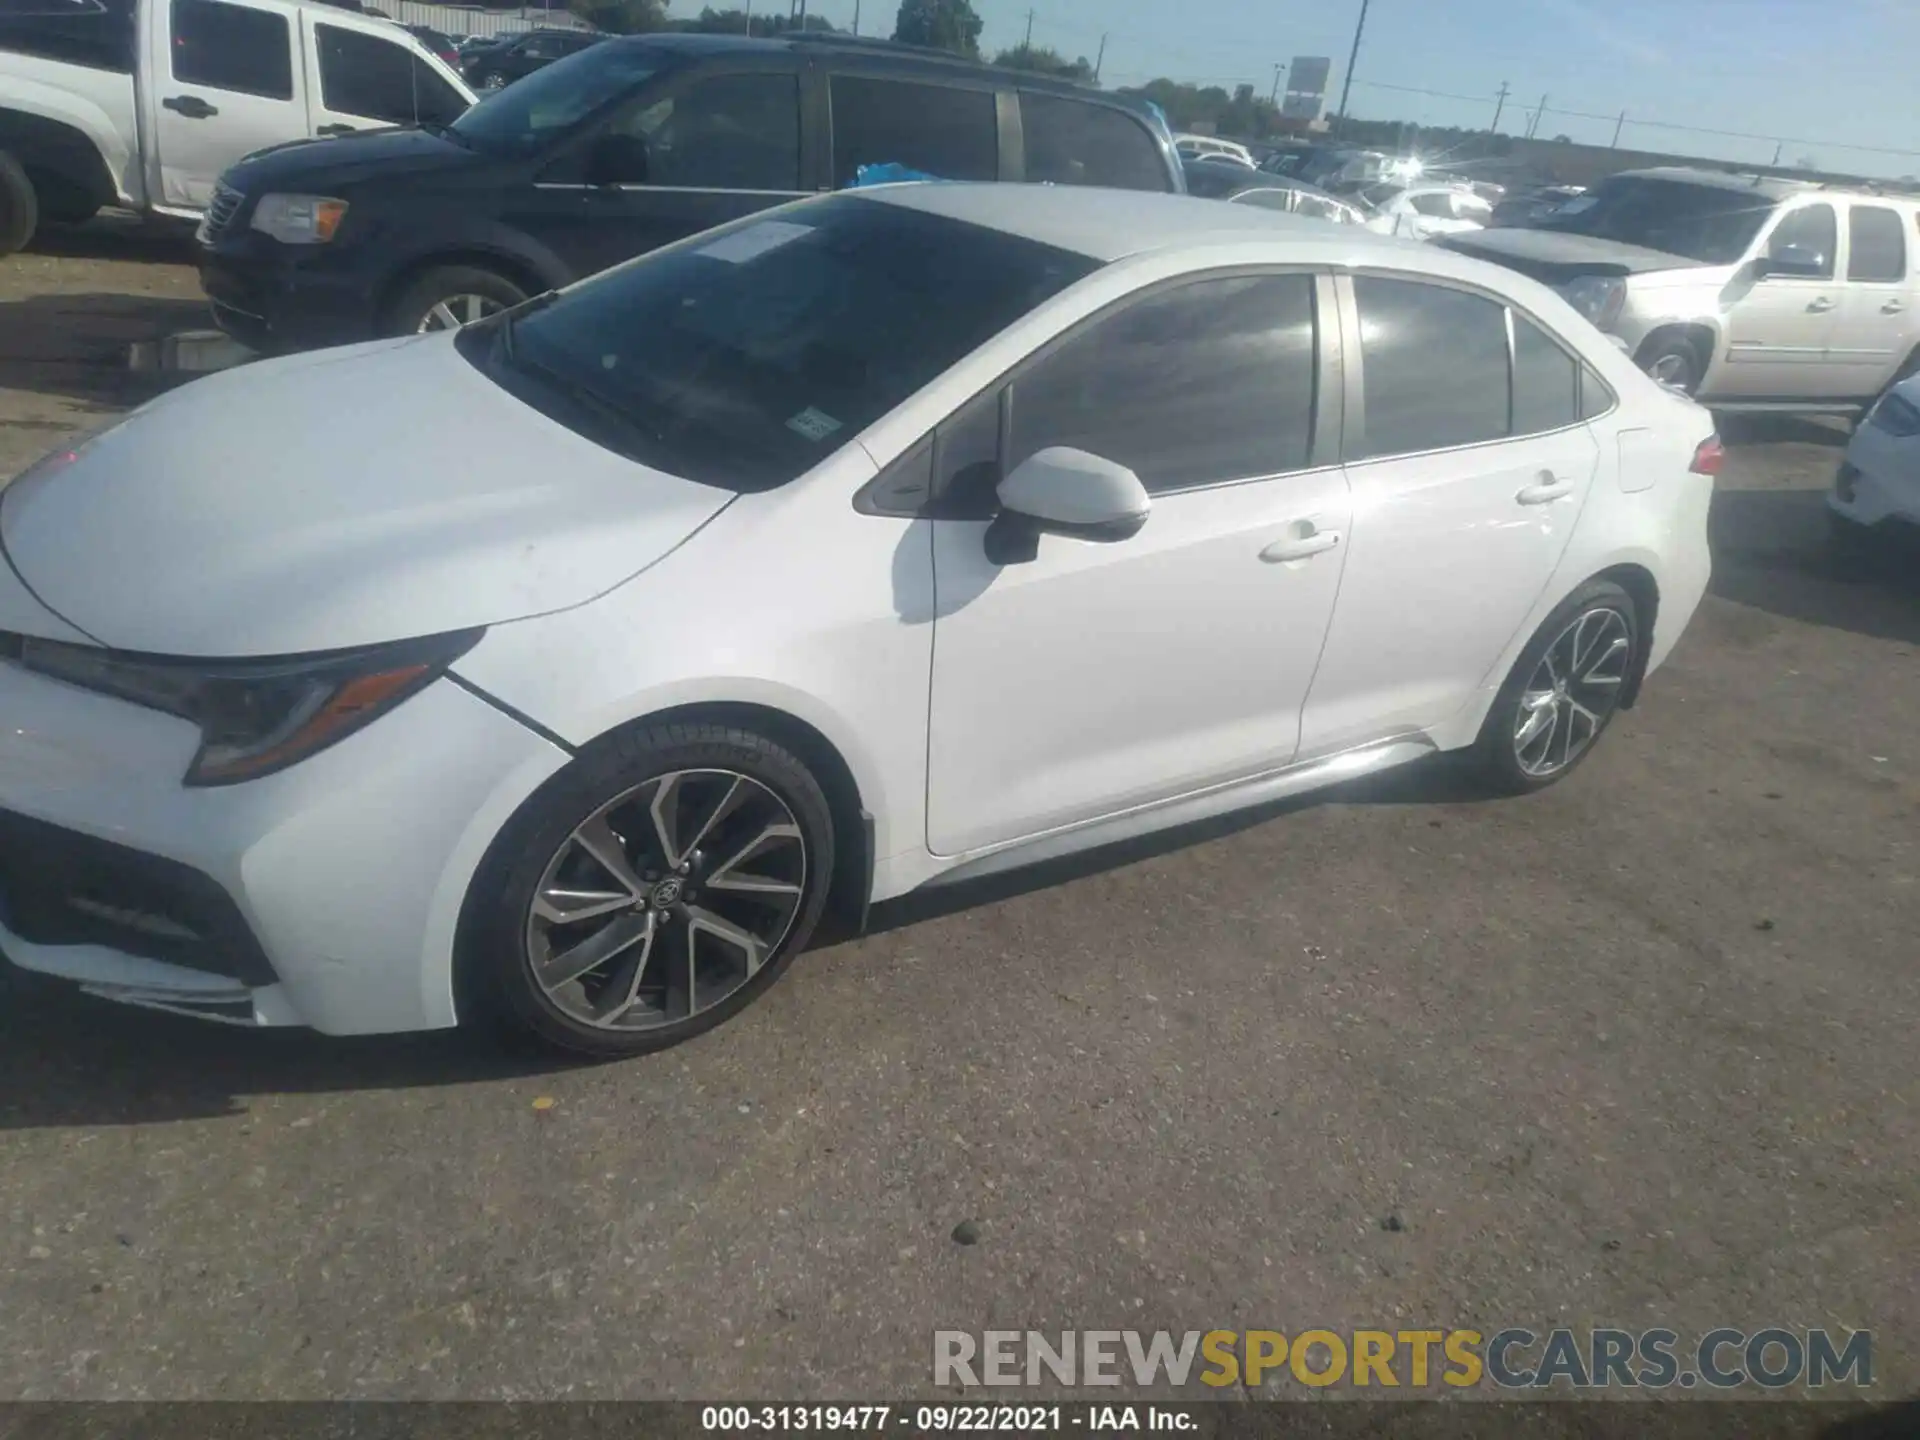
<box><xmin>0</xmin><ymin>107</ymin><xmax>117</xmax><ymax>214</ymax></box>
<box><xmin>1633</xmin><ymin>321</ymin><xmax>1719</xmax><ymax>384</ymax></box>
<box><xmin>1590</xmin><ymin>561</ymin><xmax>1660</xmax><ymax>709</ymax></box>
<box><xmin>374</xmin><ymin>242</ymin><xmax>567</xmax><ymax>334</ymax></box>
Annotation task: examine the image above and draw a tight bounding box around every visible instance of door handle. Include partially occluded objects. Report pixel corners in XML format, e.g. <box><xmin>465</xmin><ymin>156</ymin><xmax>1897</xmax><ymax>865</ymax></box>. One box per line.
<box><xmin>317</xmin><ymin>123</ymin><xmax>357</xmax><ymax>136</ymax></box>
<box><xmin>1516</xmin><ymin>474</ymin><xmax>1575</xmax><ymax>506</ymax></box>
<box><xmin>1260</xmin><ymin>528</ymin><xmax>1342</xmax><ymax>563</ymax></box>
<box><xmin>1884</xmin><ymin>299</ymin><xmax>1907</xmax><ymax>314</ymax></box>
<box><xmin>1806</xmin><ymin>296</ymin><xmax>1836</xmax><ymax>313</ymax></box>
<box><xmin>162</xmin><ymin>94</ymin><xmax>218</xmax><ymax>119</ymax></box>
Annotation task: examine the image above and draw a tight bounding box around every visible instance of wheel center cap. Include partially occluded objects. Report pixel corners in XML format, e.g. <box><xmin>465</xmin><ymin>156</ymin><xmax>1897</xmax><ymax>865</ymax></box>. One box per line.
<box><xmin>649</xmin><ymin>878</ymin><xmax>684</xmax><ymax>909</ymax></box>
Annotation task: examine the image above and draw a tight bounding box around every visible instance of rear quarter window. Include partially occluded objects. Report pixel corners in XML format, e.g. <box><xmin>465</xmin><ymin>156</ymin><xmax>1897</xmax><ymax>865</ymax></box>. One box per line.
<box><xmin>1020</xmin><ymin>92</ymin><xmax>1170</xmax><ymax>192</ymax></box>
<box><xmin>829</xmin><ymin>74</ymin><xmax>997</xmax><ymax>186</ymax></box>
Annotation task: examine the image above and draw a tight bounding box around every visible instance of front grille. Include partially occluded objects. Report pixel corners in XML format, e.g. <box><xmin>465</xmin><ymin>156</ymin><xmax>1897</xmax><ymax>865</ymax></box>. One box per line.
<box><xmin>198</xmin><ymin>183</ymin><xmax>243</xmax><ymax>243</ymax></box>
<box><xmin>0</xmin><ymin>809</ymin><xmax>277</xmax><ymax>987</ymax></box>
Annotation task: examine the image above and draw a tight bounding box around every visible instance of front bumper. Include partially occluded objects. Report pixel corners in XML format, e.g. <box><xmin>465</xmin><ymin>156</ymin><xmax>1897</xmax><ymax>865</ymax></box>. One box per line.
<box><xmin>1832</xmin><ymin>423</ymin><xmax>1920</xmax><ymax>530</ymax></box>
<box><xmin>0</xmin><ymin>662</ymin><xmax>569</xmax><ymax>1033</ymax></box>
<box><xmin>199</xmin><ymin>230</ymin><xmax>386</xmax><ymax>353</ymax></box>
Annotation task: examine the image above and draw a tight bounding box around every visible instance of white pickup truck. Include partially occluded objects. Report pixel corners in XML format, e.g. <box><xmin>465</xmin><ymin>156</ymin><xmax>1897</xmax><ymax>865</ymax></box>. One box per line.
<box><xmin>0</xmin><ymin>0</ymin><xmax>473</xmax><ymax>254</ymax></box>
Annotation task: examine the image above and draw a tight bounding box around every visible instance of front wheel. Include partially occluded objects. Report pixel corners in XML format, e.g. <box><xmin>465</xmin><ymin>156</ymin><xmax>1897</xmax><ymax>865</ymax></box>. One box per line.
<box><xmin>460</xmin><ymin>722</ymin><xmax>838</xmax><ymax>1058</ymax></box>
<box><xmin>1639</xmin><ymin>334</ymin><xmax>1703</xmax><ymax>395</ymax></box>
<box><xmin>1471</xmin><ymin>579</ymin><xmax>1641</xmax><ymax>795</ymax></box>
<box><xmin>0</xmin><ymin>150</ymin><xmax>39</xmax><ymax>257</ymax></box>
<box><xmin>386</xmin><ymin>264</ymin><xmax>527</xmax><ymax>336</ymax></box>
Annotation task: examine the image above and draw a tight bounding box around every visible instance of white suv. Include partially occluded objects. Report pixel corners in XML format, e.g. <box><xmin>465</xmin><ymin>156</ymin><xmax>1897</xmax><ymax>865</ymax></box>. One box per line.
<box><xmin>1446</xmin><ymin>167</ymin><xmax>1920</xmax><ymax>416</ymax></box>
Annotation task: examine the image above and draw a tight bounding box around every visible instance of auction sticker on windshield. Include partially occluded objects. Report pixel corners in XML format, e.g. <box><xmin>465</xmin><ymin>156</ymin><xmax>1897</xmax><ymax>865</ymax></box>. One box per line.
<box><xmin>698</xmin><ymin>221</ymin><xmax>814</xmax><ymax>265</ymax></box>
<box><xmin>786</xmin><ymin>407</ymin><xmax>843</xmax><ymax>442</ymax></box>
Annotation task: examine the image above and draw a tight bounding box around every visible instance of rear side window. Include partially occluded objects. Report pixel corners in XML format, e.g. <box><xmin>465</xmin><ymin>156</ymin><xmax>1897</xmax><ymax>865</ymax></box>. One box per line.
<box><xmin>1409</xmin><ymin>192</ymin><xmax>1454</xmax><ymax>218</ymax></box>
<box><xmin>1354</xmin><ymin>276</ymin><xmax>1507</xmax><ymax>458</ymax></box>
<box><xmin>1008</xmin><ymin>273</ymin><xmax>1317</xmax><ymax>494</ymax></box>
<box><xmin>830</xmin><ymin>75</ymin><xmax>996</xmax><ymax>186</ymax></box>
<box><xmin>0</xmin><ymin>0</ymin><xmax>133</xmax><ymax>72</ymax></box>
<box><xmin>1020</xmin><ymin>93</ymin><xmax>1168</xmax><ymax>191</ymax></box>
<box><xmin>1511</xmin><ymin>313</ymin><xmax>1579</xmax><ymax>435</ymax></box>
<box><xmin>170</xmin><ymin>0</ymin><xmax>291</xmax><ymax>99</ymax></box>
<box><xmin>316</xmin><ymin>24</ymin><xmax>466</xmax><ymax>126</ymax></box>
<box><xmin>1848</xmin><ymin>206</ymin><xmax>1908</xmax><ymax>283</ymax></box>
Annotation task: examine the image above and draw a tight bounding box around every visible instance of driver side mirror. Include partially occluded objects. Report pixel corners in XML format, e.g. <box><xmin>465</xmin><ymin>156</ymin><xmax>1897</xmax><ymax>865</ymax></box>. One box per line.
<box><xmin>1755</xmin><ymin>242</ymin><xmax>1827</xmax><ymax>280</ymax></box>
<box><xmin>982</xmin><ymin>447</ymin><xmax>1151</xmax><ymax>566</ymax></box>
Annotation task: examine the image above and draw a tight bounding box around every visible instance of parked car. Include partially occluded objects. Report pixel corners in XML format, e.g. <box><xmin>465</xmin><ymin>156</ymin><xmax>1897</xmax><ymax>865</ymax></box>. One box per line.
<box><xmin>1292</xmin><ymin>146</ymin><xmax>1405</xmax><ymax>193</ymax></box>
<box><xmin>1831</xmin><ymin>372</ymin><xmax>1920</xmax><ymax>553</ymax></box>
<box><xmin>403</xmin><ymin>22</ymin><xmax>460</xmax><ymax>68</ymax></box>
<box><xmin>1491</xmin><ymin>183</ymin><xmax>1586</xmax><ymax>228</ymax></box>
<box><xmin>1444</xmin><ymin>167</ymin><xmax>1920</xmax><ymax>414</ymax></box>
<box><xmin>1175</xmin><ymin>134</ymin><xmax>1255</xmax><ymax>168</ymax></box>
<box><xmin>1</xmin><ymin>184</ymin><xmax>1716</xmax><ymax>1054</ymax></box>
<box><xmin>1359</xmin><ymin>183</ymin><xmax>1494</xmax><ymax>240</ymax></box>
<box><xmin>1182</xmin><ymin>160</ymin><xmax>1367</xmax><ymax>225</ymax></box>
<box><xmin>0</xmin><ymin>0</ymin><xmax>473</xmax><ymax>254</ymax></box>
<box><xmin>463</xmin><ymin>26</ymin><xmax>601</xmax><ymax>91</ymax></box>
<box><xmin>199</xmin><ymin>32</ymin><xmax>1186</xmax><ymax>349</ymax></box>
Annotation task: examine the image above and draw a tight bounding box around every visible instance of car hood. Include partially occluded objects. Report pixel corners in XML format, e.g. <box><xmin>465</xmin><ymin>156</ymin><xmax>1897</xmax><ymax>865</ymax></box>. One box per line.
<box><xmin>1443</xmin><ymin>226</ymin><xmax>1710</xmax><ymax>278</ymax></box>
<box><xmin>0</xmin><ymin>337</ymin><xmax>732</xmax><ymax>658</ymax></box>
<box><xmin>224</xmin><ymin>127</ymin><xmax>488</xmax><ymax>193</ymax></box>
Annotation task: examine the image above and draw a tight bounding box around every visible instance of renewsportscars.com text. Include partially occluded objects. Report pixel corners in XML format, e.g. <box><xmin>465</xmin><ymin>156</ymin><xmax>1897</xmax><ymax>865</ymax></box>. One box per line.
<box><xmin>933</xmin><ymin>1328</ymin><xmax>1873</xmax><ymax>1391</ymax></box>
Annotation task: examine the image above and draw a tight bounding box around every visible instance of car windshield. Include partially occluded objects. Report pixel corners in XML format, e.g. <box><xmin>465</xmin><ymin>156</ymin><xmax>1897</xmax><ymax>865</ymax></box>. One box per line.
<box><xmin>448</xmin><ymin>42</ymin><xmax>659</xmax><ymax>156</ymax></box>
<box><xmin>465</xmin><ymin>195</ymin><xmax>1101</xmax><ymax>491</ymax></box>
<box><xmin>1535</xmin><ymin>176</ymin><xmax>1776</xmax><ymax>262</ymax></box>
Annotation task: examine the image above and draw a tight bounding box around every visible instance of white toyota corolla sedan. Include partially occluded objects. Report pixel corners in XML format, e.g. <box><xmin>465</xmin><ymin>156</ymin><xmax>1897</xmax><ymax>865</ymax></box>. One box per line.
<box><xmin>0</xmin><ymin>185</ymin><xmax>1718</xmax><ymax>1056</ymax></box>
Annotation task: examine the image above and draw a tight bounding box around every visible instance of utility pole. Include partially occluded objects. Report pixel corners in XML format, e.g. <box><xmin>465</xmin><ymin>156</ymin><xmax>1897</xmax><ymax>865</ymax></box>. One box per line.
<box><xmin>1771</xmin><ymin>141</ymin><xmax>1784</xmax><ymax>166</ymax></box>
<box><xmin>1334</xmin><ymin>0</ymin><xmax>1370</xmax><ymax>136</ymax></box>
<box><xmin>1525</xmin><ymin>93</ymin><xmax>1548</xmax><ymax>139</ymax></box>
<box><xmin>743</xmin><ymin>0</ymin><xmax>752</xmax><ymax>35</ymax></box>
<box><xmin>1023</xmin><ymin>7</ymin><xmax>1034</xmax><ymax>49</ymax></box>
<box><xmin>851</xmin><ymin>0</ymin><xmax>860</xmax><ymax>35</ymax></box>
<box><xmin>1270</xmin><ymin>63</ymin><xmax>1283</xmax><ymax>106</ymax></box>
<box><xmin>1093</xmin><ymin>33</ymin><xmax>1107</xmax><ymax>84</ymax></box>
<box><xmin>1490</xmin><ymin>80</ymin><xmax>1510</xmax><ymax>133</ymax></box>
<box><xmin>1611</xmin><ymin>109</ymin><xmax>1626</xmax><ymax>148</ymax></box>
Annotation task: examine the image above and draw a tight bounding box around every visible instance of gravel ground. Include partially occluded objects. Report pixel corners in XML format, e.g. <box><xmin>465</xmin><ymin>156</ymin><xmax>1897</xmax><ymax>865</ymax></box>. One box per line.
<box><xmin>0</xmin><ymin>221</ymin><xmax>1916</xmax><ymax>1411</ymax></box>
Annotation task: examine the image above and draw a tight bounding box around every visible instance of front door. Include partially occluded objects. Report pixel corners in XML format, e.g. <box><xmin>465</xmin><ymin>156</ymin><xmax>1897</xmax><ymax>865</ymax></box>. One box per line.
<box><xmin>303</xmin><ymin>15</ymin><xmax>472</xmax><ymax>139</ymax></box>
<box><xmin>1831</xmin><ymin>202</ymin><xmax>1920</xmax><ymax>401</ymax></box>
<box><xmin>926</xmin><ymin>272</ymin><xmax>1349</xmax><ymax>856</ymax></box>
<box><xmin>532</xmin><ymin>63</ymin><xmax>810</xmax><ymax>281</ymax></box>
<box><xmin>1718</xmin><ymin>200</ymin><xmax>1843</xmax><ymax>399</ymax></box>
<box><xmin>1301</xmin><ymin>276</ymin><xmax>1600</xmax><ymax>755</ymax></box>
<box><xmin>147</xmin><ymin>0</ymin><xmax>305</xmax><ymax>212</ymax></box>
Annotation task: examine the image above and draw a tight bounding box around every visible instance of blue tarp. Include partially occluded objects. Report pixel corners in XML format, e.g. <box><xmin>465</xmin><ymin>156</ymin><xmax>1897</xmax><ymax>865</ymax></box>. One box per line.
<box><xmin>849</xmin><ymin>162</ymin><xmax>943</xmax><ymax>187</ymax></box>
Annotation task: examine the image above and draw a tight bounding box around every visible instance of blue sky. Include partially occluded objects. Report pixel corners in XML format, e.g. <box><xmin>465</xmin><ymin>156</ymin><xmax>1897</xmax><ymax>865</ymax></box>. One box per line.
<box><xmin>667</xmin><ymin>0</ymin><xmax>1920</xmax><ymax>178</ymax></box>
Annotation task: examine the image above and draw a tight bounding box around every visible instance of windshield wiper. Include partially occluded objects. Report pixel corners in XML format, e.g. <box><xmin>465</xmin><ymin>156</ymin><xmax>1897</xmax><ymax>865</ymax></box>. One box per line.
<box><xmin>500</xmin><ymin>340</ymin><xmax>673</xmax><ymax>461</ymax></box>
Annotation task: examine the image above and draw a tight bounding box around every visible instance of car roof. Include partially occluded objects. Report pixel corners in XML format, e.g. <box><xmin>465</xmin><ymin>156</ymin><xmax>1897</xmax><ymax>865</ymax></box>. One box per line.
<box><xmin>858</xmin><ymin>183</ymin><xmax>1416</xmax><ymax>263</ymax></box>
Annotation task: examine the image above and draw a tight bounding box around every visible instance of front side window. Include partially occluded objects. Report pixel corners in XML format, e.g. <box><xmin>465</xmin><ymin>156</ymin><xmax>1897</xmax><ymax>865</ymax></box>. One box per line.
<box><xmin>1020</xmin><ymin>93</ymin><xmax>1167</xmax><ymax>191</ymax></box>
<box><xmin>468</xmin><ymin>196</ymin><xmax>1098</xmax><ymax>492</ymax></box>
<box><xmin>1847</xmin><ymin>206</ymin><xmax>1908</xmax><ymax>283</ymax></box>
<box><xmin>607</xmin><ymin>72</ymin><xmax>801</xmax><ymax>190</ymax></box>
<box><xmin>316</xmin><ymin>24</ymin><xmax>465</xmax><ymax>126</ymax></box>
<box><xmin>830</xmin><ymin>75</ymin><xmax>997</xmax><ymax>186</ymax></box>
<box><xmin>1354</xmin><ymin>276</ymin><xmax>1508</xmax><ymax>459</ymax></box>
<box><xmin>170</xmin><ymin>0</ymin><xmax>291</xmax><ymax>99</ymax></box>
<box><xmin>449</xmin><ymin>42</ymin><xmax>658</xmax><ymax>157</ymax></box>
<box><xmin>1766</xmin><ymin>204</ymin><xmax>1837</xmax><ymax>278</ymax></box>
<box><xmin>1008</xmin><ymin>274</ymin><xmax>1317</xmax><ymax>494</ymax></box>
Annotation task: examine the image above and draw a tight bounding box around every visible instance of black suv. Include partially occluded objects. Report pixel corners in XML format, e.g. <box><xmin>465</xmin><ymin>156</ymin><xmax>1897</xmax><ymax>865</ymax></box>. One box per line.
<box><xmin>198</xmin><ymin>34</ymin><xmax>1184</xmax><ymax>352</ymax></box>
<box><xmin>464</xmin><ymin>28</ymin><xmax>603</xmax><ymax>92</ymax></box>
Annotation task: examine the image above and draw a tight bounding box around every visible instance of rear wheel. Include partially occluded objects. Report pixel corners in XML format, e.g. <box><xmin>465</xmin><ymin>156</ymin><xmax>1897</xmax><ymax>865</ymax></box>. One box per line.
<box><xmin>1472</xmin><ymin>579</ymin><xmax>1640</xmax><ymax>795</ymax></box>
<box><xmin>386</xmin><ymin>264</ymin><xmax>527</xmax><ymax>336</ymax></box>
<box><xmin>0</xmin><ymin>150</ymin><xmax>39</xmax><ymax>257</ymax></box>
<box><xmin>1639</xmin><ymin>332</ymin><xmax>1704</xmax><ymax>395</ymax></box>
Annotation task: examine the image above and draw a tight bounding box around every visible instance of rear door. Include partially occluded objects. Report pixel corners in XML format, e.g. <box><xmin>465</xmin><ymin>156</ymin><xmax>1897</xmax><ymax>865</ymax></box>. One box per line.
<box><xmin>145</xmin><ymin>0</ymin><xmax>304</xmax><ymax>212</ymax></box>
<box><xmin>824</xmin><ymin>68</ymin><xmax>1001</xmax><ymax>185</ymax></box>
<box><xmin>1015</xmin><ymin>90</ymin><xmax>1174</xmax><ymax>191</ymax></box>
<box><xmin>303</xmin><ymin>15</ymin><xmax>472</xmax><ymax>137</ymax></box>
<box><xmin>1831</xmin><ymin>202</ymin><xmax>1919</xmax><ymax>400</ymax></box>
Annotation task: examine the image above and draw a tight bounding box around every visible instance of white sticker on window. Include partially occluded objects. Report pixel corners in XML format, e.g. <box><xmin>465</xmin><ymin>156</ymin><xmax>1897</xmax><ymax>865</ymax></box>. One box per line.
<box><xmin>696</xmin><ymin>220</ymin><xmax>813</xmax><ymax>264</ymax></box>
<box><xmin>786</xmin><ymin>407</ymin><xmax>843</xmax><ymax>442</ymax></box>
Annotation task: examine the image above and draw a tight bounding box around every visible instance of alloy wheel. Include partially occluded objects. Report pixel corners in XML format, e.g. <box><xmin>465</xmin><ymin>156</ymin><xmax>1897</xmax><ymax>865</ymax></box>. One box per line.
<box><xmin>525</xmin><ymin>769</ymin><xmax>807</xmax><ymax>1031</ymax></box>
<box><xmin>1513</xmin><ymin>607</ymin><xmax>1632</xmax><ymax>778</ymax></box>
<box><xmin>1647</xmin><ymin>351</ymin><xmax>1695</xmax><ymax>392</ymax></box>
<box><xmin>416</xmin><ymin>293</ymin><xmax>506</xmax><ymax>332</ymax></box>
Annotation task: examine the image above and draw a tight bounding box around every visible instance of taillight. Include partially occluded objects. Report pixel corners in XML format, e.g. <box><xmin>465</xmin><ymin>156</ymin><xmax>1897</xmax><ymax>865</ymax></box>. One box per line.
<box><xmin>1690</xmin><ymin>435</ymin><xmax>1725</xmax><ymax>476</ymax></box>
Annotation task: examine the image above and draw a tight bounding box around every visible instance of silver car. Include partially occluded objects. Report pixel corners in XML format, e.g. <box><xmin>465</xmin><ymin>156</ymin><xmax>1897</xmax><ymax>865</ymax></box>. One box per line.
<box><xmin>1445</xmin><ymin>167</ymin><xmax>1920</xmax><ymax>416</ymax></box>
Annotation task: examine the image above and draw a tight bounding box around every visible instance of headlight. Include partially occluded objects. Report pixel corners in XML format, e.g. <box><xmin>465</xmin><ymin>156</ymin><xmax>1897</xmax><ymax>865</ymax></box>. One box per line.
<box><xmin>1866</xmin><ymin>389</ymin><xmax>1920</xmax><ymax>438</ymax></box>
<box><xmin>1559</xmin><ymin>275</ymin><xmax>1627</xmax><ymax>329</ymax></box>
<box><xmin>11</xmin><ymin>630</ymin><xmax>481</xmax><ymax>786</ymax></box>
<box><xmin>249</xmin><ymin>193</ymin><xmax>350</xmax><ymax>244</ymax></box>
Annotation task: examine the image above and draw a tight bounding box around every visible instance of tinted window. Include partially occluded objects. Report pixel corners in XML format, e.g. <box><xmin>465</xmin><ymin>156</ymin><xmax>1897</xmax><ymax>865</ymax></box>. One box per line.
<box><xmin>0</xmin><ymin>0</ymin><xmax>133</xmax><ymax>71</ymax></box>
<box><xmin>1009</xmin><ymin>274</ymin><xmax>1317</xmax><ymax>494</ymax></box>
<box><xmin>1539</xmin><ymin>176</ymin><xmax>1774</xmax><ymax>264</ymax></box>
<box><xmin>1579</xmin><ymin>364</ymin><xmax>1615</xmax><ymax>421</ymax></box>
<box><xmin>830</xmin><ymin>75</ymin><xmax>996</xmax><ymax>186</ymax></box>
<box><xmin>1767</xmin><ymin>204</ymin><xmax>1837</xmax><ymax>277</ymax></box>
<box><xmin>450</xmin><ymin>43</ymin><xmax>657</xmax><ymax>156</ymax></box>
<box><xmin>1229</xmin><ymin>189</ymin><xmax>1295</xmax><ymax>212</ymax></box>
<box><xmin>1354</xmin><ymin>277</ymin><xmax>1507</xmax><ymax>458</ymax></box>
<box><xmin>170</xmin><ymin>0</ymin><xmax>291</xmax><ymax>99</ymax></box>
<box><xmin>316</xmin><ymin>24</ymin><xmax>465</xmax><ymax>126</ymax></box>
<box><xmin>932</xmin><ymin>389</ymin><xmax>1003</xmax><ymax>517</ymax></box>
<box><xmin>470</xmin><ymin>197</ymin><xmax>1097</xmax><ymax>491</ymax></box>
<box><xmin>1511</xmin><ymin>313</ymin><xmax>1579</xmax><ymax>435</ymax></box>
<box><xmin>1021</xmin><ymin>93</ymin><xmax>1167</xmax><ymax>191</ymax></box>
<box><xmin>611</xmin><ymin>72</ymin><xmax>800</xmax><ymax>189</ymax></box>
<box><xmin>1409</xmin><ymin>192</ymin><xmax>1453</xmax><ymax>218</ymax></box>
<box><xmin>1848</xmin><ymin>205</ymin><xmax>1908</xmax><ymax>283</ymax></box>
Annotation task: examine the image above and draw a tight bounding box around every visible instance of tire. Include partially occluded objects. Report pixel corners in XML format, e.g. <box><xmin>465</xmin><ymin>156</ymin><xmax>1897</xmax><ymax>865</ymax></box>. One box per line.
<box><xmin>384</xmin><ymin>264</ymin><xmax>527</xmax><ymax>336</ymax></box>
<box><xmin>1638</xmin><ymin>332</ymin><xmax>1703</xmax><ymax>395</ymax></box>
<box><xmin>1471</xmin><ymin>579</ymin><xmax>1641</xmax><ymax>795</ymax></box>
<box><xmin>479</xmin><ymin>71</ymin><xmax>506</xmax><ymax>91</ymax></box>
<box><xmin>459</xmin><ymin>721</ymin><xmax>838</xmax><ymax>1059</ymax></box>
<box><xmin>0</xmin><ymin>150</ymin><xmax>39</xmax><ymax>258</ymax></box>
